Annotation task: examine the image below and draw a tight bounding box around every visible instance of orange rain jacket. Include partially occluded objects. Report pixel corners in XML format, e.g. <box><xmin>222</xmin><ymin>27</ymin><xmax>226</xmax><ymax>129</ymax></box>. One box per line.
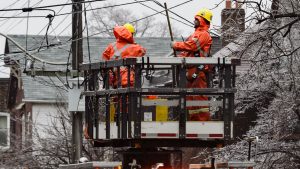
<box><xmin>102</xmin><ymin>26</ymin><xmax>146</xmax><ymax>87</ymax></box>
<box><xmin>172</xmin><ymin>16</ymin><xmax>212</xmax><ymax>121</ymax></box>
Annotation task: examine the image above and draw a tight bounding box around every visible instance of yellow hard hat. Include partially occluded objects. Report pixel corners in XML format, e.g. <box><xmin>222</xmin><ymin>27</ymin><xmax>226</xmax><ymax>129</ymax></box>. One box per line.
<box><xmin>195</xmin><ymin>8</ymin><xmax>213</xmax><ymax>23</ymax></box>
<box><xmin>123</xmin><ymin>23</ymin><xmax>135</xmax><ymax>34</ymax></box>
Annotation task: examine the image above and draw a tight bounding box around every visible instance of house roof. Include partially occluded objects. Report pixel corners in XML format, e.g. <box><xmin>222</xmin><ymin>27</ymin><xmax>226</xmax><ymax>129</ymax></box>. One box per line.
<box><xmin>5</xmin><ymin>35</ymin><xmax>222</xmax><ymax>102</ymax></box>
<box><xmin>21</xmin><ymin>74</ymin><xmax>68</xmax><ymax>103</ymax></box>
<box><xmin>6</xmin><ymin>35</ymin><xmax>221</xmax><ymax>70</ymax></box>
<box><xmin>212</xmin><ymin>23</ymin><xmax>264</xmax><ymax>74</ymax></box>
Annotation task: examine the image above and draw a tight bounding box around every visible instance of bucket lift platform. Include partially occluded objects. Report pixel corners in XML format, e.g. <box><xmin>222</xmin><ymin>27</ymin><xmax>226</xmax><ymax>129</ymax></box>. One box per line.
<box><xmin>81</xmin><ymin>57</ymin><xmax>240</xmax><ymax>148</ymax></box>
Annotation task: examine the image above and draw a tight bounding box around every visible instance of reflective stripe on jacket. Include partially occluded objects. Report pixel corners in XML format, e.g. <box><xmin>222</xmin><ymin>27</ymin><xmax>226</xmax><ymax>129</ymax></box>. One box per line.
<box><xmin>173</xmin><ymin>17</ymin><xmax>212</xmax><ymax>116</ymax></box>
<box><xmin>172</xmin><ymin>17</ymin><xmax>212</xmax><ymax>59</ymax></box>
<box><xmin>102</xmin><ymin>26</ymin><xmax>146</xmax><ymax>87</ymax></box>
<box><xmin>173</xmin><ymin>16</ymin><xmax>212</xmax><ymax>81</ymax></box>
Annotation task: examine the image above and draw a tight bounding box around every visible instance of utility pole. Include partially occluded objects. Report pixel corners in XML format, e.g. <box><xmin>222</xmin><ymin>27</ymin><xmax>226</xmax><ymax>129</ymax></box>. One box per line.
<box><xmin>71</xmin><ymin>0</ymin><xmax>83</xmax><ymax>164</ymax></box>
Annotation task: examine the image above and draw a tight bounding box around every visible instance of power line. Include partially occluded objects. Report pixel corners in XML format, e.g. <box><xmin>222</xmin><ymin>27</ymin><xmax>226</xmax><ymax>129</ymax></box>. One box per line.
<box><xmin>1</xmin><ymin>0</ymin><xmax>44</xmax><ymax>33</ymax></box>
<box><xmin>2</xmin><ymin>0</ymin><xmax>191</xmax><ymax>60</ymax></box>
<box><xmin>0</xmin><ymin>0</ymin><xmax>29</xmax><ymax>28</ymax></box>
<box><xmin>0</xmin><ymin>15</ymin><xmax>46</xmax><ymax>18</ymax></box>
<box><xmin>0</xmin><ymin>33</ymin><xmax>69</xmax><ymax>65</ymax></box>
<box><xmin>83</xmin><ymin>3</ymin><xmax>92</xmax><ymax>69</ymax></box>
<box><xmin>0</xmin><ymin>0</ymin><xmax>107</xmax><ymax>12</ymax></box>
<box><xmin>47</xmin><ymin>0</ymin><xmax>71</xmax><ymax>36</ymax></box>
<box><xmin>26</xmin><ymin>0</ymin><xmax>195</xmax><ymax>49</ymax></box>
<box><xmin>31</xmin><ymin>0</ymin><xmax>70</xmax><ymax>53</ymax></box>
<box><xmin>55</xmin><ymin>0</ymin><xmax>154</xmax><ymax>17</ymax></box>
<box><xmin>2</xmin><ymin>0</ymin><xmax>210</xmax><ymax>60</ymax></box>
<box><xmin>0</xmin><ymin>1</ymin><xmax>153</xmax><ymax>19</ymax></box>
<box><xmin>0</xmin><ymin>8</ymin><xmax>56</xmax><ymax>19</ymax></box>
<box><xmin>210</xmin><ymin>0</ymin><xmax>226</xmax><ymax>10</ymax></box>
<box><xmin>0</xmin><ymin>0</ymin><xmax>22</xmax><ymax>17</ymax></box>
<box><xmin>57</xmin><ymin>0</ymin><xmax>195</xmax><ymax>44</ymax></box>
<box><xmin>131</xmin><ymin>0</ymin><xmax>193</xmax><ymax>25</ymax></box>
<box><xmin>57</xmin><ymin>21</ymin><xmax>72</xmax><ymax>36</ymax></box>
<box><xmin>26</xmin><ymin>0</ymin><xmax>31</xmax><ymax>50</ymax></box>
<box><xmin>134</xmin><ymin>0</ymin><xmax>193</xmax><ymax>28</ymax></box>
<box><xmin>151</xmin><ymin>0</ymin><xmax>193</xmax><ymax>25</ymax></box>
<box><xmin>89</xmin><ymin>2</ymin><xmax>101</xmax><ymax>27</ymax></box>
<box><xmin>35</xmin><ymin>0</ymin><xmax>106</xmax><ymax>10</ymax></box>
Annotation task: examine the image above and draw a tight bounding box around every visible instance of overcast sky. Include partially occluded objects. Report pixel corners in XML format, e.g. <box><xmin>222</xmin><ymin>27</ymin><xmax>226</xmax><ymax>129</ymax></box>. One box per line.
<box><xmin>0</xmin><ymin>0</ymin><xmax>235</xmax><ymax>77</ymax></box>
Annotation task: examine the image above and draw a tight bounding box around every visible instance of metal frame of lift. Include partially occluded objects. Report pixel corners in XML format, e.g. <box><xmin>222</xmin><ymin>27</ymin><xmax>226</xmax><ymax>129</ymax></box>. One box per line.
<box><xmin>81</xmin><ymin>57</ymin><xmax>240</xmax><ymax>148</ymax></box>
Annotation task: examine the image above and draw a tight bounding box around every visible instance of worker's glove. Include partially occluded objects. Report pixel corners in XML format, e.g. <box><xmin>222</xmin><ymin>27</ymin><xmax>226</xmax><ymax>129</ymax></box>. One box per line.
<box><xmin>197</xmin><ymin>65</ymin><xmax>204</xmax><ymax>71</ymax></box>
<box><xmin>191</xmin><ymin>65</ymin><xmax>205</xmax><ymax>79</ymax></box>
<box><xmin>192</xmin><ymin>73</ymin><xmax>197</xmax><ymax>79</ymax></box>
<box><xmin>170</xmin><ymin>41</ymin><xmax>176</xmax><ymax>48</ymax></box>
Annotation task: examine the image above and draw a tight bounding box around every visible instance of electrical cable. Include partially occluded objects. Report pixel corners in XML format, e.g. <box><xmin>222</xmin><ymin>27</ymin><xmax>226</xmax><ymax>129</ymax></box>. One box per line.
<box><xmin>0</xmin><ymin>0</ymin><xmax>28</xmax><ymax>23</ymax></box>
<box><xmin>2</xmin><ymin>0</ymin><xmax>215</xmax><ymax>63</ymax></box>
<box><xmin>37</xmin><ymin>0</ymin><xmax>70</xmax><ymax>36</ymax></box>
<box><xmin>89</xmin><ymin>2</ymin><xmax>102</xmax><ymax>32</ymax></box>
<box><xmin>130</xmin><ymin>0</ymin><xmax>194</xmax><ymax>26</ymax></box>
<box><xmin>134</xmin><ymin>0</ymin><xmax>193</xmax><ymax>27</ymax></box>
<box><xmin>152</xmin><ymin>0</ymin><xmax>193</xmax><ymax>25</ymax></box>
<box><xmin>34</xmin><ymin>75</ymin><xmax>67</xmax><ymax>91</ymax></box>
<box><xmin>1</xmin><ymin>39</ymin><xmax>64</xmax><ymax>60</ymax></box>
<box><xmin>25</xmin><ymin>0</ymin><xmax>31</xmax><ymax>73</ymax></box>
<box><xmin>48</xmin><ymin>1</ymin><xmax>71</xmax><ymax>43</ymax></box>
<box><xmin>50</xmin><ymin>24</ymin><xmax>61</xmax><ymax>43</ymax></box>
<box><xmin>3</xmin><ymin>0</ymin><xmax>191</xmax><ymax>57</ymax></box>
<box><xmin>57</xmin><ymin>21</ymin><xmax>72</xmax><ymax>36</ymax></box>
<box><xmin>47</xmin><ymin>75</ymin><xmax>68</xmax><ymax>92</ymax></box>
<box><xmin>152</xmin><ymin>0</ymin><xmax>220</xmax><ymax>37</ymax></box>
<box><xmin>0</xmin><ymin>7</ymin><xmax>56</xmax><ymax>19</ymax></box>
<box><xmin>45</xmin><ymin>14</ymin><xmax>55</xmax><ymax>49</ymax></box>
<box><xmin>84</xmin><ymin>3</ymin><xmax>92</xmax><ymax>72</ymax></box>
<box><xmin>55</xmin><ymin>0</ymin><xmax>154</xmax><ymax>17</ymax></box>
<box><xmin>4</xmin><ymin>39</ymin><xmax>73</xmax><ymax>71</ymax></box>
<box><xmin>0</xmin><ymin>0</ymin><xmax>151</xmax><ymax>19</ymax></box>
<box><xmin>49</xmin><ymin>13</ymin><xmax>70</xmax><ymax>35</ymax></box>
<box><xmin>0</xmin><ymin>0</ymin><xmax>22</xmax><ymax>17</ymax></box>
<box><xmin>0</xmin><ymin>15</ymin><xmax>48</xmax><ymax>19</ymax></box>
<box><xmin>1</xmin><ymin>0</ymin><xmax>44</xmax><ymax>33</ymax></box>
<box><xmin>36</xmin><ymin>10</ymin><xmax>56</xmax><ymax>52</ymax></box>
<box><xmin>1</xmin><ymin>0</ymin><xmax>193</xmax><ymax>38</ymax></box>
<box><xmin>65</xmin><ymin>46</ymin><xmax>73</xmax><ymax>89</ymax></box>
<box><xmin>25</xmin><ymin>0</ymin><xmax>30</xmax><ymax>51</ymax></box>
<box><xmin>0</xmin><ymin>0</ymin><xmax>29</xmax><ymax>31</ymax></box>
<box><xmin>61</xmin><ymin>0</ymin><xmax>195</xmax><ymax>40</ymax></box>
<box><xmin>0</xmin><ymin>0</ymin><xmax>107</xmax><ymax>12</ymax></box>
<box><xmin>210</xmin><ymin>0</ymin><xmax>226</xmax><ymax>10</ymax></box>
<box><xmin>0</xmin><ymin>33</ymin><xmax>69</xmax><ymax>65</ymax></box>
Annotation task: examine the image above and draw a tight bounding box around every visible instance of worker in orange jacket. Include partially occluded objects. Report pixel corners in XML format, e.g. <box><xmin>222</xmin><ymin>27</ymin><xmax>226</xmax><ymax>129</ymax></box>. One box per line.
<box><xmin>102</xmin><ymin>23</ymin><xmax>146</xmax><ymax>88</ymax></box>
<box><xmin>171</xmin><ymin>8</ymin><xmax>213</xmax><ymax>121</ymax></box>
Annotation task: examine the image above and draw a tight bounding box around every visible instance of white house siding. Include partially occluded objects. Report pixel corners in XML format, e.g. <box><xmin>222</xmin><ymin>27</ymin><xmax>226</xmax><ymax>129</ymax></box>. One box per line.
<box><xmin>31</xmin><ymin>103</ymin><xmax>68</xmax><ymax>138</ymax></box>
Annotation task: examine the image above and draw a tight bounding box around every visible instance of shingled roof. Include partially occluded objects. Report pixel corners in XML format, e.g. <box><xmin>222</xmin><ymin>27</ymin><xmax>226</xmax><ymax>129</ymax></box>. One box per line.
<box><xmin>5</xmin><ymin>35</ymin><xmax>221</xmax><ymax>102</ymax></box>
<box><xmin>21</xmin><ymin>75</ymin><xmax>68</xmax><ymax>102</ymax></box>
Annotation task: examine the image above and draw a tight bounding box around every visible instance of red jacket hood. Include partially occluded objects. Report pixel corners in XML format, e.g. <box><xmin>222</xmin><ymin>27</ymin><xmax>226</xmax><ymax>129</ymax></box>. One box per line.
<box><xmin>195</xmin><ymin>16</ymin><xmax>210</xmax><ymax>32</ymax></box>
<box><xmin>113</xmin><ymin>26</ymin><xmax>134</xmax><ymax>43</ymax></box>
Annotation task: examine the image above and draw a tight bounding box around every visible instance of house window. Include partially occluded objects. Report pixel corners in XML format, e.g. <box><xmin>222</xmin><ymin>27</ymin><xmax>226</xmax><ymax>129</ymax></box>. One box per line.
<box><xmin>0</xmin><ymin>112</ymin><xmax>10</xmax><ymax>149</ymax></box>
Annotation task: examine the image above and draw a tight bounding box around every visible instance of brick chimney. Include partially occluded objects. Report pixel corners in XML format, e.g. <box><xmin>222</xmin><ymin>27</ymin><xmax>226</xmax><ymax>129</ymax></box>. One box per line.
<box><xmin>221</xmin><ymin>0</ymin><xmax>245</xmax><ymax>47</ymax></box>
<box><xmin>226</xmin><ymin>0</ymin><xmax>232</xmax><ymax>8</ymax></box>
